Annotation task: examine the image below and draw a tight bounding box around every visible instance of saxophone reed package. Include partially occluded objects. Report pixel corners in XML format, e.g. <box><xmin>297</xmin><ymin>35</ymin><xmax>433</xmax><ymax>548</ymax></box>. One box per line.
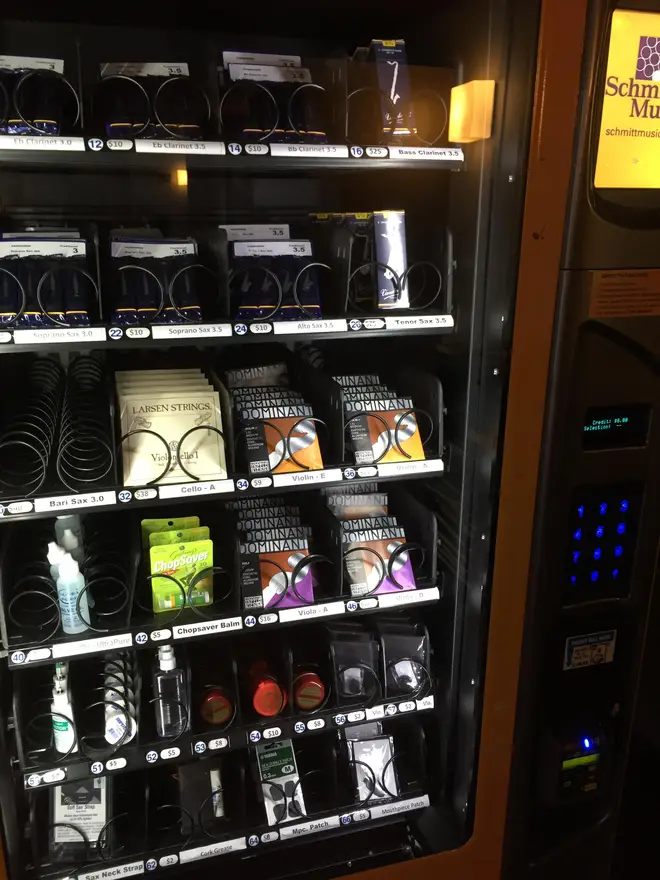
<box><xmin>117</xmin><ymin>369</ymin><xmax>227</xmax><ymax>486</ymax></box>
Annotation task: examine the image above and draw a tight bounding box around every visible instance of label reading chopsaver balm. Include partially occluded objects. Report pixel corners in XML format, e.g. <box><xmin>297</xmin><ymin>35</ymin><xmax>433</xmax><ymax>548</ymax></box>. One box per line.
<box><xmin>239</xmin><ymin>403</ymin><xmax>324</xmax><ymax>476</ymax></box>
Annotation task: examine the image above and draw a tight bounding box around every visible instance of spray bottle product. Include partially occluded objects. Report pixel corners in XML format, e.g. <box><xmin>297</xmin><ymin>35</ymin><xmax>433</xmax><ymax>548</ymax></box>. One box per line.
<box><xmin>51</xmin><ymin>682</ymin><xmax>77</xmax><ymax>754</ymax></box>
<box><xmin>60</xmin><ymin>529</ymin><xmax>85</xmax><ymax>565</ymax></box>
<box><xmin>153</xmin><ymin>646</ymin><xmax>188</xmax><ymax>738</ymax></box>
<box><xmin>47</xmin><ymin>542</ymin><xmax>66</xmax><ymax>581</ymax></box>
<box><xmin>55</xmin><ymin>515</ymin><xmax>84</xmax><ymax>550</ymax></box>
<box><xmin>56</xmin><ymin>555</ymin><xmax>89</xmax><ymax>635</ymax></box>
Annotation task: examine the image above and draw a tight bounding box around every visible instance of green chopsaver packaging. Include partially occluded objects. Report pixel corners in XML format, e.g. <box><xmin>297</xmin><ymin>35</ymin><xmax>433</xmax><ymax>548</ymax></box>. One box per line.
<box><xmin>141</xmin><ymin>517</ymin><xmax>213</xmax><ymax>613</ymax></box>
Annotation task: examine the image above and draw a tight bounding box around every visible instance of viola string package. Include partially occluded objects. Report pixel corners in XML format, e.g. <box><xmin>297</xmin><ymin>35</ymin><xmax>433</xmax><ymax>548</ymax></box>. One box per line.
<box><xmin>117</xmin><ymin>369</ymin><xmax>227</xmax><ymax>487</ymax></box>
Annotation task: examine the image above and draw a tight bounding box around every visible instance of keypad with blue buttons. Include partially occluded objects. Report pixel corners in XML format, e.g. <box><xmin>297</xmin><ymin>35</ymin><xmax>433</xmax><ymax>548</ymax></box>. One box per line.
<box><xmin>567</xmin><ymin>485</ymin><xmax>642</xmax><ymax>599</ymax></box>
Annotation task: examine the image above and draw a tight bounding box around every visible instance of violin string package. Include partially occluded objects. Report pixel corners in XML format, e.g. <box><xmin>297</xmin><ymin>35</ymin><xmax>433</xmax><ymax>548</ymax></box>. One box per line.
<box><xmin>226</xmin><ymin>363</ymin><xmax>324</xmax><ymax>476</ymax></box>
<box><xmin>0</xmin><ymin>54</ymin><xmax>79</xmax><ymax>136</ymax></box>
<box><xmin>96</xmin><ymin>62</ymin><xmax>208</xmax><ymax>140</ymax></box>
<box><xmin>220</xmin><ymin>51</ymin><xmax>325</xmax><ymax>144</ymax></box>
<box><xmin>142</xmin><ymin>514</ymin><xmax>214</xmax><ymax>612</ymax></box>
<box><xmin>237</xmin><ymin>497</ymin><xmax>316</xmax><ymax>610</ymax></box>
<box><xmin>110</xmin><ymin>233</ymin><xmax>203</xmax><ymax>325</ymax></box>
<box><xmin>327</xmin><ymin>489</ymin><xmax>419</xmax><ymax>598</ymax></box>
<box><xmin>0</xmin><ymin>232</ymin><xmax>95</xmax><ymax>327</ymax></box>
<box><xmin>230</xmin><ymin>239</ymin><xmax>321</xmax><ymax>322</ymax></box>
<box><xmin>336</xmin><ymin>373</ymin><xmax>424</xmax><ymax>465</ymax></box>
<box><xmin>117</xmin><ymin>369</ymin><xmax>227</xmax><ymax>486</ymax></box>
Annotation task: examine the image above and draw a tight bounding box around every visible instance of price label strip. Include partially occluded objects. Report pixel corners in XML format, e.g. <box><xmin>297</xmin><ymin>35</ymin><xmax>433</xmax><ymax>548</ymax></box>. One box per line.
<box><xmin>12</xmin><ymin>327</ymin><xmax>108</xmax><ymax>345</ymax></box>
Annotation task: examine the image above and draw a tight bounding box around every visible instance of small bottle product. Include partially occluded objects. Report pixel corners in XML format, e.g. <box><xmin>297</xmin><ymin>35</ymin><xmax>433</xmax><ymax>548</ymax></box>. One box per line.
<box><xmin>47</xmin><ymin>542</ymin><xmax>66</xmax><ymax>581</ymax></box>
<box><xmin>293</xmin><ymin>670</ymin><xmax>326</xmax><ymax>712</ymax></box>
<box><xmin>51</xmin><ymin>682</ymin><xmax>77</xmax><ymax>754</ymax></box>
<box><xmin>56</xmin><ymin>555</ymin><xmax>89</xmax><ymax>634</ymax></box>
<box><xmin>249</xmin><ymin>661</ymin><xmax>287</xmax><ymax>718</ymax></box>
<box><xmin>153</xmin><ymin>646</ymin><xmax>188</xmax><ymax>738</ymax></box>
<box><xmin>60</xmin><ymin>528</ymin><xmax>85</xmax><ymax>565</ymax></box>
<box><xmin>200</xmin><ymin>687</ymin><xmax>234</xmax><ymax>727</ymax></box>
<box><xmin>55</xmin><ymin>515</ymin><xmax>84</xmax><ymax>550</ymax></box>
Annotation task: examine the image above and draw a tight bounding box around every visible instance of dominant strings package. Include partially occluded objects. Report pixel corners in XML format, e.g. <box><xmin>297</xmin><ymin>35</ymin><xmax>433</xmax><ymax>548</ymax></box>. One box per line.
<box><xmin>117</xmin><ymin>369</ymin><xmax>227</xmax><ymax>487</ymax></box>
<box><xmin>226</xmin><ymin>362</ymin><xmax>324</xmax><ymax>476</ymax></box>
<box><xmin>238</xmin><ymin>498</ymin><xmax>315</xmax><ymax>610</ymax></box>
<box><xmin>336</xmin><ymin>374</ymin><xmax>425</xmax><ymax>466</ymax></box>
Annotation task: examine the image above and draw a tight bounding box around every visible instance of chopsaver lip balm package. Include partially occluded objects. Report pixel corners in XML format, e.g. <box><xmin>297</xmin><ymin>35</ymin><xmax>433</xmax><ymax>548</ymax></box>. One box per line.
<box><xmin>226</xmin><ymin>362</ymin><xmax>324</xmax><ymax>476</ymax></box>
<box><xmin>220</xmin><ymin>51</ymin><xmax>325</xmax><ymax>144</ymax></box>
<box><xmin>117</xmin><ymin>368</ymin><xmax>227</xmax><ymax>486</ymax></box>
<box><xmin>230</xmin><ymin>240</ymin><xmax>321</xmax><ymax>322</ymax></box>
<box><xmin>337</xmin><ymin>374</ymin><xmax>424</xmax><ymax>466</ymax></box>
<box><xmin>142</xmin><ymin>515</ymin><xmax>214</xmax><ymax>612</ymax></box>
<box><xmin>110</xmin><ymin>234</ymin><xmax>203</xmax><ymax>325</ymax></box>
<box><xmin>238</xmin><ymin>498</ymin><xmax>315</xmax><ymax>610</ymax></box>
<box><xmin>0</xmin><ymin>55</ymin><xmax>79</xmax><ymax>136</ymax></box>
<box><xmin>0</xmin><ymin>232</ymin><xmax>95</xmax><ymax>327</ymax></box>
<box><xmin>96</xmin><ymin>62</ymin><xmax>208</xmax><ymax>140</ymax></box>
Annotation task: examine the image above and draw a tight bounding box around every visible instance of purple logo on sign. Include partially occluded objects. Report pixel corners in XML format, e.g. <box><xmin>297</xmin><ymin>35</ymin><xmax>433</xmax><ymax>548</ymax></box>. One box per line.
<box><xmin>636</xmin><ymin>36</ymin><xmax>660</xmax><ymax>80</ymax></box>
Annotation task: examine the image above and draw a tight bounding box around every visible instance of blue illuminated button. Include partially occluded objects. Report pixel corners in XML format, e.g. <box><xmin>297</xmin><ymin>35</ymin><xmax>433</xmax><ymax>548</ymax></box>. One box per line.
<box><xmin>577</xmin><ymin>505</ymin><xmax>585</xmax><ymax>518</ymax></box>
<box><xmin>595</xmin><ymin>526</ymin><xmax>605</xmax><ymax>538</ymax></box>
<box><xmin>599</xmin><ymin>503</ymin><xmax>608</xmax><ymax>515</ymax></box>
<box><xmin>617</xmin><ymin>523</ymin><xmax>626</xmax><ymax>535</ymax></box>
<box><xmin>593</xmin><ymin>548</ymin><xmax>602</xmax><ymax>560</ymax></box>
<box><xmin>620</xmin><ymin>500</ymin><xmax>629</xmax><ymax>512</ymax></box>
<box><xmin>583</xmin><ymin>737</ymin><xmax>591</xmax><ymax>750</ymax></box>
<box><xmin>573</xmin><ymin>551</ymin><xmax>580</xmax><ymax>563</ymax></box>
<box><xmin>573</xmin><ymin>528</ymin><xmax>582</xmax><ymax>540</ymax></box>
<box><xmin>612</xmin><ymin>569</ymin><xmax>619</xmax><ymax>579</ymax></box>
<box><xmin>614</xmin><ymin>545</ymin><xmax>623</xmax><ymax>557</ymax></box>
<box><xmin>590</xmin><ymin>570</ymin><xmax>599</xmax><ymax>582</ymax></box>
<box><xmin>570</xmin><ymin>575</ymin><xmax>577</xmax><ymax>584</ymax></box>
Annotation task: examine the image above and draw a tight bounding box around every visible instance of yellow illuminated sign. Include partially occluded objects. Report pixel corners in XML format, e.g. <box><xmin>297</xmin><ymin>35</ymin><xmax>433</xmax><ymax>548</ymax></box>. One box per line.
<box><xmin>595</xmin><ymin>9</ymin><xmax>660</xmax><ymax>188</ymax></box>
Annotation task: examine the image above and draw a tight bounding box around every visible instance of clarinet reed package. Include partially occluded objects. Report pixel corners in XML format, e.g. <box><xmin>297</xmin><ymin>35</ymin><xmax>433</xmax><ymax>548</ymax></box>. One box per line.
<box><xmin>226</xmin><ymin>363</ymin><xmax>324</xmax><ymax>476</ymax></box>
<box><xmin>117</xmin><ymin>369</ymin><xmax>227</xmax><ymax>486</ymax></box>
<box><xmin>142</xmin><ymin>515</ymin><xmax>214</xmax><ymax>613</ymax></box>
<box><xmin>237</xmin><ymin>497</ymin><xmax>315</xmax><ymax>610</ymax></box>
<box><xmin>337</xmin><ymin>374</ymin><xmax>425</xmax><ymax>465</ymax></box>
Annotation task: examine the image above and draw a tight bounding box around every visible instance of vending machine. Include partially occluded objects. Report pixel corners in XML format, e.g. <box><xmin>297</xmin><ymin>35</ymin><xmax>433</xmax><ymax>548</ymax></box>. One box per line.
<box><xmin>0</xmin><ymin>1</ymin><xmax>628</xmax><ymax>880</ymax></box>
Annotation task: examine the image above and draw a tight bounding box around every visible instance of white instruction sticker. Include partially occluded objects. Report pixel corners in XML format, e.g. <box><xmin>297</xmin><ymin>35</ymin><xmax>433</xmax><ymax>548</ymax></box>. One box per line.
<box><xmin>0</xmin><ymin>55</ymin><xmax>64</xmax><ymax>73</ymax></box>
<box><xmin>79</xmin><ymin>860</ymin><xmax>145</xmax><ymax>880</ymax></box>
<box><xmin>0</xmin><ymin>136</ymin><xmax>85</xmax><ymax>151</ymax></box>
<box><xmin>369</xmin><ymin>795</ymin><xmax>430</xmax><ymax>819</ymax></box>
<box><xmin>101</xmin><ymin>62</ymin><xmax>189</xmax><ymax>77</ymax></box>
<box><xmin>0</xmin><ymin>239</ymin><xmax>85</xmax><ymax>258</ymax></box>
<box><xmin>384</xmin><ymin>315</ymin><xmax>454</xmax><ymax>331</ymax></box>
<box><xmin>388</xmin><ymin>146</ymin><xmax>464</xmax><ymax>162</ymax></box>
<box><xmin>134</xmin><ymin>140</ymin><xmax>226</xmax><ymax>155</ymax></box>
<box><xmin>273</xmin><ymin>468</ymin><xmax>343</xmax><ymax>488</ymax></box>
<box><xmin>377</xmin><ymin>587</ymin><xmax>440</xmax><ymax>610</ymax></box>
<box><xmin>13</xmin><ymin>327</ymin><xmax>106</xmax><ymax>345</ymax></box>
<box><xmin>222</xmin><ymin>52</ymin><xmax>300</xmax><ymax>68</ymax></box>
<box><xmin>110</xmin><ymin>240</ymin><xmax>196</xmax><ymax>259</ymax></box>
<box><xmin>228</xmin><ymin>64</ymin><xmax>311</xmax><ymax>84</ymax></box>
<box><xmin>377</xmin><ymin>459</ymin><xmax>444</xmax><ymax>478</ymax></box>
<box><xmin>158</xmin><ymin>479</ymin><xmax>233</xmax><ymax>499</ymax></box>
<box><xmin>280</xmin><ymin>816</ymin><xmax>340</xmax><ymax>840</ymax></box>
<box><xmin>52</xmin><ymin>632</ymin><xmax>133</xmax><ymax>659</ymax></box>
<box><xmin>273</xmin><ymin>319</ymin><xmax>347</xmax><ymax>336</ymax></box>
<box><xmin>219</xmin><ymin>224</ymin><xmax>290</xmax><ymax>241</ymax></box>
<box><xmin>234</xmin><ymin>240</ymin><xmax>312</xmax><ymax>258</ymax></box>
<box><xmin>278</xmin><ymin>601</ymin><xmax>345</xmax><ymax>623</ymax></box>
<box><xmin>180</xmin><ymin>838</ymin><xmax>246</xmax><ymax>864</ymax></box>
<box><xmin>34</xmin><ymin>491</ymin><xmax>117</xmax><ymax>513</ymax></box>
<box><xmin>269</xmin><ymin>143</ymin><xmax>349</xmax><ymax>159</ymax></box>
<box><xmin>151</xmin><ymin>323</ymin><xmax>232</xmax><ymax>340</ymax></box>
<box><xmin>563</xmin><ymin>630</ymin><xmax>617</xmax><ymax>670</ymax></box>
<box><xmin>172</xmin><ymin>617</ymin><xmax>242</xmax><ymax>640</ymax></box>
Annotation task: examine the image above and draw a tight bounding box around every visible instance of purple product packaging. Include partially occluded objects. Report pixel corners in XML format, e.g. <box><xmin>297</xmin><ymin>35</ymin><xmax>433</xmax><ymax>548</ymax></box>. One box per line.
<box><xmin>240</xmin><ymin>537</ymin><xmax>316</xmax><ymax>610</ymax></box>
<box><xmin>341</xmin><ymin>524</ymin><xmax>417</xmax><ymax>597</ymax></box>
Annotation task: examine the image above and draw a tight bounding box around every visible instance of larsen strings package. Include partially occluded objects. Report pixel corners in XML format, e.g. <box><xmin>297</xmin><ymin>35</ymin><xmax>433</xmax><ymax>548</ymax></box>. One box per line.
<box><xmin>117</xmin><ymin>368</ymin><xmax>227</xmax><ymax>486</ymax></box>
